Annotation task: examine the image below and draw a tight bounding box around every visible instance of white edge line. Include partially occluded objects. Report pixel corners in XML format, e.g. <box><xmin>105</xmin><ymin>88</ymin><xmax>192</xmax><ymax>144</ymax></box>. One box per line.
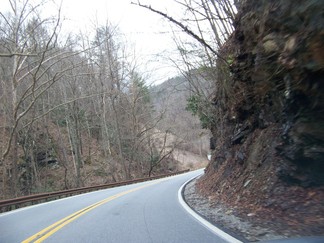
<box><xmin>178</xmin><ymin>172</ymin><xmax>243</xmax><ymax>243</ymax></box>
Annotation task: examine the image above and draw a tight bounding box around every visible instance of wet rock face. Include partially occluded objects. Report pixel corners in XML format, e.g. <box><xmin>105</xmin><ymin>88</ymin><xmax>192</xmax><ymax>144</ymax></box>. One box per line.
<box><xmin>278</xmin><ymin>119</ymin><xmax>324</xmax><ymax>187</ymax></box>
<box><xmin>198</xmin><ymin>0</ymin><xmax>324</xmax><ymax>237</ymax></box>
<box><xmin>228</xmin><ymin>0</ymin><xmax>324</xmax><ymax>187</ymax></box>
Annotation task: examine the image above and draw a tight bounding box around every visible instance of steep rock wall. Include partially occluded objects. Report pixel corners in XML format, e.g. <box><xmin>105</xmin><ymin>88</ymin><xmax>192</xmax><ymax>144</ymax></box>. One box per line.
<box><xmin>198</xmin><ymin>0</ymin><xmax>324</xmax><ymax>236</ymax></box>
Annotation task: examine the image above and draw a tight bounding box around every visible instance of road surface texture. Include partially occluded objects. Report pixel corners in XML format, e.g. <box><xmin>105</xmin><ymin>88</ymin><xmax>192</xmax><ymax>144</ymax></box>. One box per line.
<box><xmin>0</xmin><ymin>170</ymin><xmax>239</xmax><ymax>243</ymax></box>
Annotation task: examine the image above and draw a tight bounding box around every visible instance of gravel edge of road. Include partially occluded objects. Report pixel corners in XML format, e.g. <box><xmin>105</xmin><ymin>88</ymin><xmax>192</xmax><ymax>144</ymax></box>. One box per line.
<box><xmin>182</xmin><ymin>177</ymin><xmax>285</xmax><ymax>242</ymax></box>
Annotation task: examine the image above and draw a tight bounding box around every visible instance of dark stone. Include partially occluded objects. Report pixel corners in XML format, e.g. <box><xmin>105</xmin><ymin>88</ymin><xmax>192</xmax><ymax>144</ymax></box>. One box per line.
<box><xmin>36</xmin><ymin>151</ymin><xmax>57</xmax><ymax>167</ymax></box>
<box><xmin>236</xmin><ymin>151</ymin><xmax>245</xmax><ymax>165</ymax></box>
<box><xmin>210</xmin><ymin>137</ymin><xmax>216</xmax><ymax>150</ymax></box>
<box><xmin>231</xmin><ymin>125</ymin><xmax>251</xmax><ymax>145</ymax></box>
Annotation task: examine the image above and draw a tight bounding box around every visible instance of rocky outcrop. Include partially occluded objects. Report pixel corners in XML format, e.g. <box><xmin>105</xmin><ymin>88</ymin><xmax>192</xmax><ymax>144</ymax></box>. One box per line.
<box><xmin>197</xmin><ymin>0</ymin><xmax>324</xmax><ymax>237</ymax></box>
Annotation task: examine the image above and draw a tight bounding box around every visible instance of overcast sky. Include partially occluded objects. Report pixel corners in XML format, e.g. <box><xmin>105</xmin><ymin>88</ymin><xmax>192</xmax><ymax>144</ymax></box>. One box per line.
<box><xmin>1</xmin><ymin>0</ymin><xmax>185</xmax><ymax>84</ymax></box>
<box><xmin>59</xmin><ymin>0</ymin><xmax>185</xmax><ymax>85</ymax></box>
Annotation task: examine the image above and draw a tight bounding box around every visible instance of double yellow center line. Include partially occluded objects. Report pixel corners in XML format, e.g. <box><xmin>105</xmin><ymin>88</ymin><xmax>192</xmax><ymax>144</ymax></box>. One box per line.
<box><xmin>22</xmin><ymin>181</ymin><xmax>159</xmax><ymax>243</ymax></box>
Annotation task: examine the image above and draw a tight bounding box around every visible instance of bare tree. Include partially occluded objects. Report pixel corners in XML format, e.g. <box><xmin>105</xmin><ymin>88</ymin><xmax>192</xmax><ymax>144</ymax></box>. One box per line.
<box><xmin>0</xmin><ymin>0</ymin><xmax>197</xmax><ymax>198</ymax></box>
<box><xmin>0</xmin><ymin>0</ymin><xmax>60</xmax><ymax>195</ymax></box>
<box><xmin>133</xmin><ymin>0</ymin><xmax>236</xmax><ymax>132</ymax></box>
<box><xmin>0</xmin><ymin>0</ymin><xmax>85</xmax><ymax>196</ymax></box>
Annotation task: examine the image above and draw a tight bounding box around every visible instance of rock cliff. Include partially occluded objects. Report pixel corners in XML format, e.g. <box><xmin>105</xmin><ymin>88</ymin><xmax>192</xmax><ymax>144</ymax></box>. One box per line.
<box><xmin>197</xmin><ymin>0</ymin><xmax>324</xmax><ymax>237</ymax></box>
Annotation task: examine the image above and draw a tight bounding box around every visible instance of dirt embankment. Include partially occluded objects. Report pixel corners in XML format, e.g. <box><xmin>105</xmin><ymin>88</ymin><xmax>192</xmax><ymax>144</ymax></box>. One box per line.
<box><xmin>196</xmin><ymin>0</ymin><xmax>324</xmax><ymax>239</ymax></box>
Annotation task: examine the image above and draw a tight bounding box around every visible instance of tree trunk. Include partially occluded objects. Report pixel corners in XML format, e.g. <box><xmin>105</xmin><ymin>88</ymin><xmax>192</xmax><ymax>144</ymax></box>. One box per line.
<box><xmin>66</xmin><ymin>115</ymin><xmax>82</xmax><ymax>187</ymax></box>
<box><xmin>111</xmin><ymin>97</ymin><xmax>129</xmax><ymax>179</ymax></box>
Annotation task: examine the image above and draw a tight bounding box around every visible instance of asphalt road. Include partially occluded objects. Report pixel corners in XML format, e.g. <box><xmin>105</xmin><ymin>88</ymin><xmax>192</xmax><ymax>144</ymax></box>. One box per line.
<box><xmin>0</xmin><ymin>170</ymin><xmax>235</xmax><ymax>243</ymax></box>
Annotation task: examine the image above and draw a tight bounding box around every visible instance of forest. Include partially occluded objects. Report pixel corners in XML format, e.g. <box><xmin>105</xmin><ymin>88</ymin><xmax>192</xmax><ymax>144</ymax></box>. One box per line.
<box><xmin>0</xmin><ymin>0</ymin><xmax>220</xmax><ymax>199</ymax></box>
<box><xmin>0</xmin><ymin>0</ymin><xmax>198</xmax><ymax>199</ymax></box>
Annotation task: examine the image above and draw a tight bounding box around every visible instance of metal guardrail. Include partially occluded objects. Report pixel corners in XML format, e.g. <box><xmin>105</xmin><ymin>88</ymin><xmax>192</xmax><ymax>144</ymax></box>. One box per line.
<box><xmin>0</xmin><ymin>169</ymin><xmax>190</xmax><ymax>213</ymax></box>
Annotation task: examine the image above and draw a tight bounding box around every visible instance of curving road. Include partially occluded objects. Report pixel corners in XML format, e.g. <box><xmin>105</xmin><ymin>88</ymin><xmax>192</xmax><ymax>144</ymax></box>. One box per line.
<box><xmin>0</xmin><ymin>170</ymin><xmax>238</xmax><ymax>243</ymax></box>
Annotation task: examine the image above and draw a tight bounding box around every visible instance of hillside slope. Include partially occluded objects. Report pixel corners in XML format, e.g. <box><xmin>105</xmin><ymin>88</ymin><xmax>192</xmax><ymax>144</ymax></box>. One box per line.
<box><xmin>150</xmin><ymin>76</ymin><xmax>210</xmax><ymax>156</ymax></box>
<box><xmin>197</xmin><ymin>0</ymin><xmax>324</xmax><ymax>238</ymax></box>
<box><xmin>0</xmin><ymin>76</ymin><xmax>208</xmax><ymax>199</ymax></box>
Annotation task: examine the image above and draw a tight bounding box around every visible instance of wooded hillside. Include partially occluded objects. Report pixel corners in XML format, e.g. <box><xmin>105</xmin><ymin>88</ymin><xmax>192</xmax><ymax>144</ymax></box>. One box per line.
<box><xmin>0</xmin><ymin>0</ymin><xmax>207</xmax><ymax>199</ymax></box>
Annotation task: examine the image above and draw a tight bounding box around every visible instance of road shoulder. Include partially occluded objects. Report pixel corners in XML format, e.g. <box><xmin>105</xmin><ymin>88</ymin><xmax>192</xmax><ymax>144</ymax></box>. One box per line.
<box><xmin>178</xmin><ymin>175</ymin><xmax>244</xmax><ymax>243</ymax></box>
<box><xmin>182</xmin><ymin>177</ymin><xmax>285</xmax><ymax>242</ymax></box>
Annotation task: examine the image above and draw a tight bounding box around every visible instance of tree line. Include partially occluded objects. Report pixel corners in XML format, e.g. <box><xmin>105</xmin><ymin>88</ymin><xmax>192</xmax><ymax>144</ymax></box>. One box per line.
<box><xmin>0</xmin><ymin>0</ymin><xmax>175</xmax><ymax>198</ymax></box>
<box><xmin>0</xmin><ymin>0</ymin><xmax>237</xmax><ymax>199</ymax></box>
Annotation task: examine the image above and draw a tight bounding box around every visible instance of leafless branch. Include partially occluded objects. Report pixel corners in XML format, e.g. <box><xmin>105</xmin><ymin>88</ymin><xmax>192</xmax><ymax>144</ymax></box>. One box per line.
<box><xmin>131</xmin><ymin>1</ymin><xmax>229</xmax><ymax>65</ymax></box>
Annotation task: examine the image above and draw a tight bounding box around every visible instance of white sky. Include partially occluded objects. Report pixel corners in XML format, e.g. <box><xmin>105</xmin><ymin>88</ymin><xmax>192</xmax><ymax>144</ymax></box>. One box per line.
<box><xmin>60</xmin><ymin>0</ymin><xmax>184</xmax><ymax>85</ymax></box>
<box><xmin>1</xmin><ymin>0</ymin><xmax>185</xmax><ymax>84</ymax></box>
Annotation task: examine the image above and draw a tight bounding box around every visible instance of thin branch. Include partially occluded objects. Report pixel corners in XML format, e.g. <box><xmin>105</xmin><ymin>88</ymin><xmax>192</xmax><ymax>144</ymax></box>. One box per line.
<box><xmin>22</xmin><ymin>91</ymin><xmax>114</xmax><ymax>129</ymax></box>
<box><xmin>0</xmin><ymin>52</ymin><xmax>37</xmax><ymax>57</ymax></box>
<box><xmin>131</xmin><ymin>1</ymin><xmax>229</xmax><ymax>65</ymax></box>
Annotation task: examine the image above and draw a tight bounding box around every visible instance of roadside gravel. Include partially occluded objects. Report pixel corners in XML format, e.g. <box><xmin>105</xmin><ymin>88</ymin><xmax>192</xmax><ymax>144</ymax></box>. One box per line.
<box><xmin>183</xmin><ymin>177</ymin><xmax>285</xmax><ymax>242</ymax></box>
